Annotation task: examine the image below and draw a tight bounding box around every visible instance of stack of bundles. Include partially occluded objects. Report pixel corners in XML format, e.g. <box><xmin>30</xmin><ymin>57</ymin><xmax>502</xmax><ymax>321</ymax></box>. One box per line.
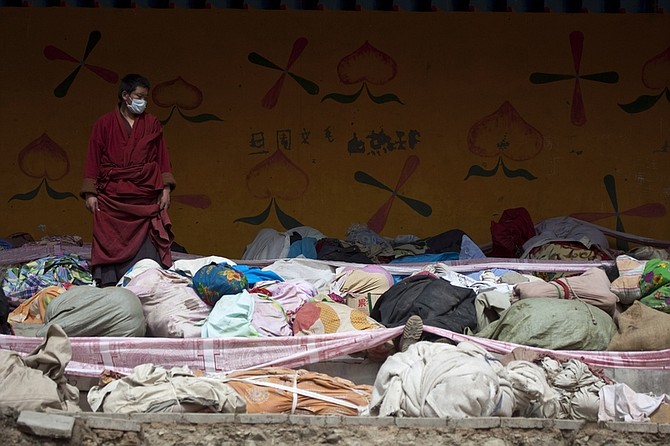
<box><xmin>371</xmin><ymin>341</ymin><xmax>610</xmax><ymax>420</ymax></box>
<box><xmin>88</xmin><ymin>365</ymin><xmax>372</xmax><ymax>416</ymax></box>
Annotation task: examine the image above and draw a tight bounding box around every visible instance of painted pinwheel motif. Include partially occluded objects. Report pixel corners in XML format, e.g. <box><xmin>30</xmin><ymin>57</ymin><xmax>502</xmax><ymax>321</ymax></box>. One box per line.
<box><xmin>570</xmin><ymin>174</ymin><xmax>666</xmax><ymax>251</ymax></box>
<box><xmin>530</xmin><ymin>31</ymin><xmax>618</xmax><ymax>126</ymax></box>
<box><xmin>152</xmin><ymin>77</ymin><xmax>223</xmax><ymax>125</ymax></box>
<box><xmin>355</xmin><ymin>155</ymin><xmax>432</xmax><ymax>233</ymax></box>
<box><xmin>248</xmin><ymin>37</ymin><xmax>320</xmax><ymax>110</ymax></box>
<box><xmin>465</xmin><ymin>101</ymin><xmax>542</xmax><ymax>181</ymax></box>
<box><xmin>43</xmin><ymin>30</ymin><xmax>118</xmax><ymax>98</ymax></box>
<box><xmin>10</xmin><ymin>133</ymin><xmax>77</xmax><ymax>201</ymax></box>
<box><xmin>619</xmin><ymin>46</ymin><xmax>670</xmax><ymax>113</ymax></box>
<box><xmin>322</xmin><ymin>41</ymin><xmax>403</xmax><ymax>105</ymax></box>
<box><xmin>149</xmin><ymin>77</ymin><xmax>218</xmax><ymax>209</ymax></box>
<box><xmin>235</xmin><ymin>149</ymin><xmax>309</xmax><ymax>229</ymax></box>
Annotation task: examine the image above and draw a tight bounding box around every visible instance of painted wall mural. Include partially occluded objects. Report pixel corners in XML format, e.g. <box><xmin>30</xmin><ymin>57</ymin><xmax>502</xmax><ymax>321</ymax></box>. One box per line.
<box><xmin>619</xmin><ymin>45</ymin><xmax>670</xmax><ymax>113</ymax></box>
<box><xmin>151</xmin><ymin>76</ymin><xmax>219</xmax><ymax>209</ymax></box>
<box><xmin>9</xmin><ymin>134</ymin><xmax>77</xmax><ymax>202</ymax></box>
<box><xmin>248</xmin><ymin>37</ymin><xmax>320</xmax><ymax>109</ymax></box>
<box><xmin>529</xmin><ymin>31</ymin><xmax>619</xmax><ymax>126</ymax></box>
<box><xmin>348</xmin><ymin>127</ymin><xmax>421</xmax><ymax>156</ymax></box>
<box><xmin>239</xmin><ymin>38</ymin><xmax>408</xmax><ymax>229</ymax></box>
<box><xmin>1</xmin><ymin>10</ymin><xmax>669</xmax><ymax>256</ymax></box>
<box><xmin>355</xmin><ymin>155</ymin><xmax>432</xmax><ymax>233</ymax></box>
<box><xmin>570</xmin><ymin>174</ymin><xmax>667</xmax><ymax>251</ymax></box>
<box><xmin>154</xmin><ymin>77</ymin><xmax>224</xmax><ymax>125</ymax></box>
<box><xmin>237</xmin><ymin>148</ymin><xmax>310</xmax><ymax>227</ymax></box>
<box><xmin>44</xmin><ymin>30</ymin><xmax>118</xmax><ymax>98</ymax></box>
<box><xmin>465</xmin><ymin>101</ymin><xmax>542</xmax><ymax>181</ymax></box>
<box><xmin>322</xmin><ymin>41</ymin><xmax>403</xmax><ymax>105</ymax></box>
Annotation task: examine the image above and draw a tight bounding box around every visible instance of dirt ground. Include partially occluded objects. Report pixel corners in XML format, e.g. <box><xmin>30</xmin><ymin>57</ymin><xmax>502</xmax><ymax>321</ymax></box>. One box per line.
<box><xmin>2</xmin><ymin>406</ymin><xmax>669</xmax><ymax>446</ymax></box>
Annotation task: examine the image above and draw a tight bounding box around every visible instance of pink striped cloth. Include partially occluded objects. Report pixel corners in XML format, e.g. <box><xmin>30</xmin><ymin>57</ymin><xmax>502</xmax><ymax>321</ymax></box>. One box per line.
<box><xmin>424</xmin><ymin>326</ymin><xmax>670</xmax><ymax>370</ymax></box>
<box><xmin>1</xmin><ymin>325</ymin><xmax>668</xmax><ymax>378</ymax></box>
<box><xmin>0</xmin><ymin>328</ymin><xmax>403</xmax><ymax>378</ymax></box>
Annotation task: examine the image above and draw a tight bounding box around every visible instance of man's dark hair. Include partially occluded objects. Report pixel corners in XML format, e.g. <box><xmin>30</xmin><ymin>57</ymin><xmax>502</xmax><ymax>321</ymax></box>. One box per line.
<box><xmin>118</xmin><ymin>74</ymin><xmax>151</xmax><ymax>102</ymax></box>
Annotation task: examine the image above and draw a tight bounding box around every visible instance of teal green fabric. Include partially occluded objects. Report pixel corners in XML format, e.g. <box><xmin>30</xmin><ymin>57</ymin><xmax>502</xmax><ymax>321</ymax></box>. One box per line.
<box><xmin>201</xmin><ymin>290</ymin><xmax>260</xmax><ymax>338</ymax></box>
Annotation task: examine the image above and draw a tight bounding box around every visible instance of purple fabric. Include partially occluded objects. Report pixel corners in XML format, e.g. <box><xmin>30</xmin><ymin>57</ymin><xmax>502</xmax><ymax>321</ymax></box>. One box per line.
<box><xmin>263</xmin><ymin>280</ymin><xmax>316</xmax><ymax>316</ymax></box>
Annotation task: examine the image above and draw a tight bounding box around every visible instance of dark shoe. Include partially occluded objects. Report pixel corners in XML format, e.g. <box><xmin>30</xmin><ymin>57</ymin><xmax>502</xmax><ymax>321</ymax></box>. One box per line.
<box><xmin>399</xmin><ymin>315</ymin><xmax>424</xmax><ymax>353</ymax></box>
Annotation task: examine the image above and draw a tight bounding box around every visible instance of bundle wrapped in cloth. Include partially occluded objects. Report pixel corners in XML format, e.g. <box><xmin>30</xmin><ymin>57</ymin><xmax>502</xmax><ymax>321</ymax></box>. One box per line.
<box><xmin>224</xmin><ymin>367</ymin><xmax>373</xmax><ymax>416</ymax></box>
<box><xmin>512</xmin><ymin>267</ymin><xmax>618</xmax><ymax>317</ymax></box>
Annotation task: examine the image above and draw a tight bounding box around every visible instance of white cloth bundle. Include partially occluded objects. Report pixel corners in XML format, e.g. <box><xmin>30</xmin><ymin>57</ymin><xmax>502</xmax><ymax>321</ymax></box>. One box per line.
<box><xmin>370</xmin><ymin>341</ymin><xmax>515</xmax><ymax>418</ymax></box>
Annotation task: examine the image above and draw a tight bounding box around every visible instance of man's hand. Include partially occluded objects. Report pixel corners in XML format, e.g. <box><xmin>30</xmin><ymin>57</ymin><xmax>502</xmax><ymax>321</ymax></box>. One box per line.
<box><xmin>85</xmin><ymin>194</ymin><xmax>99</xmax><ymax>213</ymax></box>
<box><xmin>159</xmin><ymin>187</ymin><xmax>171</xmax><ymax>210</ymax></box>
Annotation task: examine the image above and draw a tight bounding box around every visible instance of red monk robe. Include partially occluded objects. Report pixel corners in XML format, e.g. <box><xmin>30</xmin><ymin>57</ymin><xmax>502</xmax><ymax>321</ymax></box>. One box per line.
<box><xmin>80</xmin><ymin>107</ymin><xmax>176</xmax><ymax>282</ymax></box>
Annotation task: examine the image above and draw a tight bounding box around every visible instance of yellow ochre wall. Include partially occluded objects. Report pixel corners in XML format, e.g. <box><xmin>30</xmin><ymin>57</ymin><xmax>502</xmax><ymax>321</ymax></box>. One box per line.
<box><xmin>1</xmin><ymin>9</ymin><xmax>669</xmax><ymax>257</ymax></box>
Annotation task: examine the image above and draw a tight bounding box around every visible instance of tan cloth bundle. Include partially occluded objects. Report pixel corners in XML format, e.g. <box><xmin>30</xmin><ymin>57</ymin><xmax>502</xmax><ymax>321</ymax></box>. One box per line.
<box><xmin>608</xmin><ymin>301</ymin><xmax>670</xmax><ymax>351</ymax></box>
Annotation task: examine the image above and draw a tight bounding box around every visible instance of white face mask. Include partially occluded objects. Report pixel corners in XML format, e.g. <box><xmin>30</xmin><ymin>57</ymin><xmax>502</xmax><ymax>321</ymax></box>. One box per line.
<box><xmin>127</xmin><ymin>98</ymin><xmax>147</xmax><ymax>115</ymax></box>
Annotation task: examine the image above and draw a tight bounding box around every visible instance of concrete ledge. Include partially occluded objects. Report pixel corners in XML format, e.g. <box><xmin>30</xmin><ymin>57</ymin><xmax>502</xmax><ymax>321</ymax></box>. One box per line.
<box><xmin>341</xmin><ymin>416</ymin><xmax>396</xmax><ymax>426</ymax></box>
<box><xmin>604</xmin><ymin>421</ymin><xmax>659</xmax><ymax>433</ymax></box>
<box><xmin>75</xmin><ymin>412</ymin><xmax>132</xmax><ymax>419</ymax></box>
<box><xmin>553</xmin><ymin>419</ymin><xmax>585</xmax><ymax>431</ymax></box>
<box><xmin>181</xmin><ymin>413</ymin><xmax>236</xmax><ymax>424</ymax></box>
<box><xmin>288</xmin><ymin>414</ymin><xmax>343</xmax><ymax>426</ymax></box>
<box><xmin>237</xmin><ymin>413</ymin><xmax>290</xmax><ymax>424</ymax></box>
<box><xmin>395</xmin><ymin>417</ymin><xmax>448</xmax><ymax>428</ymax></box>
<box><xmin>38</xmin><ymin>410</ymin><xmax>670</xmax><ymax>436</ymax></box>
<box><xmin>17</xmin><ymin>411</ymin><xmax>74</xmax><ymax>439</ymax></box>
<box><xmin>85</xmin><ymin>416</ymin><xmax>142</xmax><ymax>432</ymax></box>
<box><xmin>117</xmin><ymin>413</ymin><xmax>182</xmax><ymax>423</ymax></box>
<box><xmin>448</xmin><ymin>417</ymin><xmax>501</xmax><ymax>429</ymax></box>
<box><xmin>501</xmin><ymin>418</ymin><xmax>553</xmax><ymax>429</ymax></box>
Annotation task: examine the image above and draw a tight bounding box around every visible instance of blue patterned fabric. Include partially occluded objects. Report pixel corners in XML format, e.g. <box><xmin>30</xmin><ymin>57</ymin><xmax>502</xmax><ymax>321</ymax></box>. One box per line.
<box><xmin>1</xmin><ymin>254</ymin><xmax>93</xmax><ymax>309</ymax></box>
<box><xmin>192</xmin><ymin>264</ymin><xmax>248</xmax><ymax>306</ymax></box>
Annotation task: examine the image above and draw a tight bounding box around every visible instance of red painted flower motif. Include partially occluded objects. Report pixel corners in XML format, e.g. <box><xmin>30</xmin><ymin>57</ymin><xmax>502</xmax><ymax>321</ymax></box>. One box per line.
<box><xmin>467</xmin><ymin>101</ymin><xmax>543</xmax><ymax>161</ymax></box>
<box><xmin>337</xmin><ymin>41</ymin><xmax>397</xmax><ymax>86</ymax></box>
<box><xmin>152</xmin><ymin>76</ymin><xmax>203</xmax><ymax>110</ymax></box>
<box><xmin>246</xmin><ymin>149</ymin><xmax>309</xmax><ymax>200</ymax></box>
<box><xmin>18</xmin><ymin>133</ymin><xmax>70</xmax><ymax>180</ymax></box>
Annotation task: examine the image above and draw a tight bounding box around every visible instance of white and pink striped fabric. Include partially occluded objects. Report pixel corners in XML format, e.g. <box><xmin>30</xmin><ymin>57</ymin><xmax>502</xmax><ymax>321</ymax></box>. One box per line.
<box><xmin>1</xmin><ymin>325</ymin><xmax>668</xmax><ymax>378</ymax></box>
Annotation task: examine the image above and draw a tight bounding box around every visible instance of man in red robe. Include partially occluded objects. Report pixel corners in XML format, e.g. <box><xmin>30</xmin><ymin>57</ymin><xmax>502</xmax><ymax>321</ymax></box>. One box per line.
<box><xmin>81</xmin><ymin>74</ymin><xmax>176</xmax><ymax>287</ymax></box>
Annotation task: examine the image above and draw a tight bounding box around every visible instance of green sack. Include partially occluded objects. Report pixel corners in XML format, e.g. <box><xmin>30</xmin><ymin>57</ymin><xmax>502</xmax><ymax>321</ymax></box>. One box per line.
<box><xmin>475</xmin><ymin>297</ymin><xmax>616</xmax><ymax>351</ymax></box>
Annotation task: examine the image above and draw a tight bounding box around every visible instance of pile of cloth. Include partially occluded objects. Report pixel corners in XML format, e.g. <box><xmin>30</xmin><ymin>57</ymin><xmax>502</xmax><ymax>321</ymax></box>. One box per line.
<box><xmin>241</xmin><ymin>224</ymin><xmax>483</xmax><ymax>265</ymax></box>
<box><xmin>2</xmin><ymin>237</ymin><xmax>670</xmax><ymax>356</ymax></box>
<box><xmin>371</xmin><ymin>340</ymin><xmax>670</xmax><ymax>422</ymax></box>
<box><xmin>3</xmin><ymin>322</ymin><xmax>668</xmax><ymax>423</ymax></box>
<box><xmin>88</xmin><ymin>365</ymin><xmax>372</xmax><ymax>416</ymax></box>
<box><xmin>3</xmin><ymin>216</ymin><xmax>670</xmax><ymax>420</ymax></box>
